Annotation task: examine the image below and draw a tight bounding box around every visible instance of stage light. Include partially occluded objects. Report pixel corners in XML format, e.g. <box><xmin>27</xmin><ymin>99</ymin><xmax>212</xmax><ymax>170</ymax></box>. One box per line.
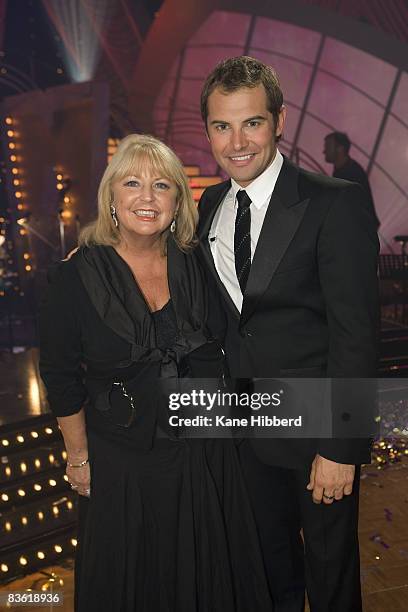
<box><xmin>54</xmin><ymin>545</ymin><xmax>62</xmax><ymax>553</ymax></box>
<box><xmin>37</xmin><ymin>511</ymin><xmax>44</xmax><ymax>520</ymax></box>
<box><xmin>23</xmin><ymin>253</ymin><xmax>30</xmax><ymax>260</ymax></box>
<box><xmin>1</xmin><ymin>493</ymin><xmax>9</xmax><ymax>501</ymax></box>
<box><xmin>63</xmin><ymin>196</ymin><xmax>70</xmax><ymax>203</ymax></box>
<box><xmin>45</xmin><ymin>427</ymin><xmax>54</xmax><ymax>434</ymax></box>
<box><xmin>19</xmin><ymin>556</ymin><xmax>28</xmax><ymax>566</ymax></box>
<box><xmin>49</xmin><ymin>479</ymin><xmax>57</xmax><ymax>487</ymax></box>
<box><xmin>21</xmin><ymin>516</ymin><xmax>28</xmax><ymax>525</ymax></box>
<box><xmin>5</xmin><ymin>522</ymin><xmax>11</xmax><ymax>531</ymax></box>
<box><xmin>12</xmin><ymin>168</ymin><xmax>18</xmax><ymax>174</ymax></box>
<box><xmin>1</xmin><ymin>564</ymin><xmax>8</xmax><ymax>572</ymax></box>
<box><xmin>10</xmin><ymin>154</ymin><xmax>17</xmax><ymax>162</ymax></box>
<box><xmin>52</xmin><ymin>506</ymin><xmax>59</xmax><ymax>516</ymax></box>
<box><xmin>15</xmin><ymin>191</ymin><xmax>22</xmax><ymax>198</ymax></box>
<box><xmin>34</xmin><ymin>484</ymin><xmax>42</xmax><ymax>491</ymax></box>
<box><xmin>8</xmin><ymin>142</ymin><xmax>15</xmax><ymax>149</ymax></box>
<box><xmin>25</xmin><ymin>265</ymin><xmax>32</xmax><ymax>272</ymax></box>
<box><xmin>35</xmin><ymin>459</ymin><xmax>41</xmax><ymax>468</ymax></box>
<box><xmin>2</xmin><ymin>439</ymin><xmax>9</xmax><ymax>446</ymax></box>
<box><xmin>37</xmin><ymin>552</ymin><xmax>45</xmax><ymax>560</ymax></box>
<box><xmin>56</xmin><ymin>174</ymin><xmax>63</xmax><ymax>180</ymax></box>
<box><xmin>20</xmin><ymin>462</ymin><xmax>27</xmax><ymax>473</ymax></box>
<box><xmin>17</xmin><ymin>219</ymin><xmax>26</xmax><ymax>227</ymax></box>
<box><xmin>13</xmin><ymin>179</ymin><xmax>20</xmax><ymax>186</ymax></box>
<box><xmin>5</xmin><ymin>466</ymin><xmax>11</xmax><ymax>476</ymax></box>
<box><xmin>71</xmin><ymin>539</ymin><xmax>77</xmax><ymax>546</ymax></box>
<box><xmin>18</xmin><ymin>489</ymin><xmax>26</xmax><ymax>497</ymax></box>
<box><xmin>44</xmin><ymin>0</ymin><xmax>111</xmax><ymax>83</ymax></box>
<box><xmin>5</xmin><ymin>117</ymin><xmax>12</xmax><ymax>124</ymax></box>
<box><xmin>30</xmin><ymin>431</ymin><xmax>38</xmax><ymax>437</ymax></box>
<box><xmin>56</xmin><ymin>182</ymin><xmax>63</xmax><ymax>190</ymax></box>
<box><xmin>7</xmin><ymin>130</ymin><xmax>14</xmax><ymax>137</ymax></box>
<box><xmin>49</xmin><ymin>454</ymin><xmax>55</xmax><ymax>463</ymax></box>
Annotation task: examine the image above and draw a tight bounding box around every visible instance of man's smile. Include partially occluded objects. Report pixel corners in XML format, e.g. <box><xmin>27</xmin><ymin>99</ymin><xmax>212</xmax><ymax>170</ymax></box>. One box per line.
<box><xmin>228</xmin><ymin>153</ymin><xmax>257</xmax><ymax>165</ymax></box>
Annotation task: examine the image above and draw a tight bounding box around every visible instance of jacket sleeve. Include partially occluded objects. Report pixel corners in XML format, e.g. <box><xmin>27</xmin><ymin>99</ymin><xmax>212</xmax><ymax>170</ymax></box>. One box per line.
<box><xmin>39</xmin><ymin>262</ymin><xmax>88</xmax><ymax>417</ymax></box>
<box><xmin>317</xmin><ymin>183</ymin><xmax>380</xmax><ymax>464</ymax></box>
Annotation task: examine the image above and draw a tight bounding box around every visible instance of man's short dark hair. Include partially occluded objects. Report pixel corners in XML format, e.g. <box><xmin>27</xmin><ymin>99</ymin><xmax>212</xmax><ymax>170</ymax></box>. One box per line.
<box><xmin>325</xmin><ymin>132</ymin><xmax>351</xmax><ymax>153</ymax></box>
<box><xmin>200</xmin><ymin>56</ymin><xmax>284</xmax><ymax>135</ymax></box>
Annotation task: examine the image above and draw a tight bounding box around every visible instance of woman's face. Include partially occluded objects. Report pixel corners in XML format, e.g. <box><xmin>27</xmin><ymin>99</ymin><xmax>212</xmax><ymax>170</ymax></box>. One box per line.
<box><xmin>111</xmin><ymin>166</ymin><xmax>178</xmax><ymax>243</ymax></box>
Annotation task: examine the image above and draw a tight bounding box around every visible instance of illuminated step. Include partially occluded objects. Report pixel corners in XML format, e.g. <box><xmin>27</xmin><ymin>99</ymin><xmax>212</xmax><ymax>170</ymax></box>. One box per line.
<box><xmin>191</xmin><ymin>188</ymin><xmax>205</xmax><ymax>201</ymax></box>
<box><xmin>1</xmin><ymin>492</ymin><xmax>77</xmax><ymax>548</ymax></box>
<box><xmin>189</xmin><ymin>176</ymin><xmax>222</xmax><ymax>187</ymax></box>
<box><xmin>183</xmin><ymin>165</ymin><xmax>200</xmax><ymax>177</ymax></box>
<box><xmin>0</xmin><ymin>467</ymin><xmax>69</xmax><ymax>512</ymax></box>
<box><xmin>0</xmin><ymin>444</ymin><xmax>66</xmax><ymax>484</ymax></box>
<box><xmin>0</xmin><ymin>416</ymin><xmax>60</xmax><ymax>457</ymax></box>
<box><xmin>0</xmin><ymin>526</ymin><xmax>77</xmax><ymax>585</ymax></box>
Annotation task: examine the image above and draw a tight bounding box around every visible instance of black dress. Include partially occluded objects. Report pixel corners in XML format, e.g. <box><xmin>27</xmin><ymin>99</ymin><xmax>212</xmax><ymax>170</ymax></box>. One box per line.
<box><xmin>39</xmin><ymin>241</ymin><xmax>273</xmax><ymax>612</ymax></box>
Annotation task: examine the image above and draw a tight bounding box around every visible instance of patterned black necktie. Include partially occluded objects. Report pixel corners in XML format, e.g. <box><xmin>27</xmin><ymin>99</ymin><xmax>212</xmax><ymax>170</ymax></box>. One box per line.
<box><xmin>234</xmin><ymin>189</ymin><xmax>252</xmax><ymax>293</ymax></box>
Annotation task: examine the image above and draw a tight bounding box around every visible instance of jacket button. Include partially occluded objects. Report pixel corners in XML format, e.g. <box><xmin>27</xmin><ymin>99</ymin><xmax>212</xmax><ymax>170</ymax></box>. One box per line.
<box><xmin>240</xmin><ymin>329</ymin><xmax>253</xmax><ymax>338</ymax></box>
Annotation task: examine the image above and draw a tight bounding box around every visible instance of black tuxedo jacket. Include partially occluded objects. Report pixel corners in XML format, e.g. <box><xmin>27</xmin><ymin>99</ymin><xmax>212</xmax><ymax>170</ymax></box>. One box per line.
<box><xmin>197</xmin><ymin>157</ymin><xmax>380</xmax><ymax>469</ymax></box>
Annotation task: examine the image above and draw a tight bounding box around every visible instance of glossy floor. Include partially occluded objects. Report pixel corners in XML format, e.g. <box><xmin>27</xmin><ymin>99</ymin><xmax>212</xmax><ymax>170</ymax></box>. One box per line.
<box><xmin>1</xmin><ymin>456</ymin><xmax>407</xmax><ymax>612</ymax></box>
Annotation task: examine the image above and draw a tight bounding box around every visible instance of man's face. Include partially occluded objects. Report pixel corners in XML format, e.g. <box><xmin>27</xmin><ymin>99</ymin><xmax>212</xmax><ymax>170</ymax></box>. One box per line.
<box><xmin>323</xmin><ymin>136</ymin><xmax>336</xmax><ymax>163</ymax></box>
<box><xmin>206</xmin><ymin>84</ymin><xmax>286</xmax><ymax>187</ymax></box>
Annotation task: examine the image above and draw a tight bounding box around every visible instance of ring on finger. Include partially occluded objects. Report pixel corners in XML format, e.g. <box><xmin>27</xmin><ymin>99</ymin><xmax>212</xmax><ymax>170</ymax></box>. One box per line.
<box><xmin>323</xmin><ymin>492</ymin><xmax>334</xmax><ymax>500</ymax></box>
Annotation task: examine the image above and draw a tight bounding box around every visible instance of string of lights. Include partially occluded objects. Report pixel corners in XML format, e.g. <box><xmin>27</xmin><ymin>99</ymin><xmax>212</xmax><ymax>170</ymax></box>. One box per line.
<box><xmin>0</xmin><ymin>116</ymin><xmax>24</xmax><ymax>299</ymax></box>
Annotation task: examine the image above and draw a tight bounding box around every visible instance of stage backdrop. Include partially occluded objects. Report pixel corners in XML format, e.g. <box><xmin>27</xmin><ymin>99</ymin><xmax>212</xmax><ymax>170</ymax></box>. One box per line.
<box><xmin>0</xmin><ymin>81</ymin><xmax>109</xmax><ymax>283</ymax></box>
<box><xmin>131</xmin><ymin>0</ymin><xmax>408</xmax><ymax>253</ymax></box>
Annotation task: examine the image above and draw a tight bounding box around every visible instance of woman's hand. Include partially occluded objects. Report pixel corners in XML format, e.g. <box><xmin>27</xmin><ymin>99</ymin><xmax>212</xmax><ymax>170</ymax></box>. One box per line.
<box><xmin>66</xmin><ymin>461</ymin><xmax>91</xmax><ymax>497</ymax></box>
<box><xmin>56</xmin><ymin>409</ymin><xmax>90</xmax><ymax>497</ymax></box>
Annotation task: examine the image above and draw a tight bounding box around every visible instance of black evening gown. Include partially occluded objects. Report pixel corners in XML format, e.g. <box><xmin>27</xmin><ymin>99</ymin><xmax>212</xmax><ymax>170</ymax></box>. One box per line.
<box><xmin>75</xmin><ymin>301</ymin><xmax>270</xmax><ymax>611</ymax></box>
<box><xmin>39</xmin><ymin>244</ymin><xmax>273</xmax><ymax>612</ymax></box>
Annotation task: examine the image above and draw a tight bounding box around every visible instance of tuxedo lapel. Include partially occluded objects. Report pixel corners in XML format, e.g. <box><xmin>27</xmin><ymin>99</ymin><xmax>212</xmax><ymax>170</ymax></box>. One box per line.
<box><xmin>241</xmin><ymin>159</ymin><xmax>310</xmax><ymax>325</ymax></box>
<box><xmin>197</xmin><ymin>181</ymin><xmax>240</xmax><ymax>318</ymax></box>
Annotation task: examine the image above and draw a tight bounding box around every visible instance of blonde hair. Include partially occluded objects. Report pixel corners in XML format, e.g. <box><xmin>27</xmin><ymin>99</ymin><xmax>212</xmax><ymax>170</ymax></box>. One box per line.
<box><xmin>79</xmin><ymin>134</ymin><xmax>198</xmax><ymax>252</ymax></box>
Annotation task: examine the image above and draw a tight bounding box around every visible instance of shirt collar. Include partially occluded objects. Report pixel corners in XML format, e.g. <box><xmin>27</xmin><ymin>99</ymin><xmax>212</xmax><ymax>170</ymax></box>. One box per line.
<box><xmin>230</xmin><ymin>149</ymin><xmax>283</xmax><ymax>210</ymax></box>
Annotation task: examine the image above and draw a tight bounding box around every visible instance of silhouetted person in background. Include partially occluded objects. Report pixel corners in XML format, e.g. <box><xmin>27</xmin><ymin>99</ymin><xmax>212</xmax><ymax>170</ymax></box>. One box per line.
<box><xmin>324</xmin><ymin>131</ymin><xmax>380</xmax><ymax>228</ymax></box>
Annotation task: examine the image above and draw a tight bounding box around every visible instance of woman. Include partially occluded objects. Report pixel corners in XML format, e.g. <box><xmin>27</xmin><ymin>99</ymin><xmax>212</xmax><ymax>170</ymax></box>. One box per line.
<box><xmin>39</xmin><ymin>134</ymin><xmax>272</xmax><ymax>611</ymax></box>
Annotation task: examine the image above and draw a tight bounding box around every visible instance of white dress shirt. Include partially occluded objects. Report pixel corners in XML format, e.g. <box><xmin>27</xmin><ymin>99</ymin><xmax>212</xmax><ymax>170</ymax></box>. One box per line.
<box><xmin>209</xmin><ymin>149</ymin><xmax>284</xmax><ymax>312</ymax></box>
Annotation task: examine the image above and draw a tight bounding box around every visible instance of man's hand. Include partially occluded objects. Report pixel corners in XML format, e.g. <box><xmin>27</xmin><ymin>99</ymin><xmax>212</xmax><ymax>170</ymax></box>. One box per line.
<box><xmin>307</xmin><ymin>454</ymin><xmax>355</xmax><ymax>505</ymax></box>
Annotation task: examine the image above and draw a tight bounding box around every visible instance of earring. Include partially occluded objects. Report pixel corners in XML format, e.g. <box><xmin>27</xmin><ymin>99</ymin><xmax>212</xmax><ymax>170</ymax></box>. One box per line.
<box><xmin>110</xmin><ymin>204</ymin><xmax>118</xmax><ymax>228</ymax></box>
<box><xmin>170</xmin><ymin>218</ymin><xmax>176</xmax><ymax>233</ymax></box>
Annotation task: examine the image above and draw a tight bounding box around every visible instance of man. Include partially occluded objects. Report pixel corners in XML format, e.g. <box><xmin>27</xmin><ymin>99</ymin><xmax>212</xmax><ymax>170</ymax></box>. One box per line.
<box><xmin>197</xmin><ymin>57</ymin><xmax>379</xmax><ymax>612</ymax></box>
<box><xmin>324</xmin><ymin>131</ymin><xmax>380</xmax><ymax>227</ymax></box>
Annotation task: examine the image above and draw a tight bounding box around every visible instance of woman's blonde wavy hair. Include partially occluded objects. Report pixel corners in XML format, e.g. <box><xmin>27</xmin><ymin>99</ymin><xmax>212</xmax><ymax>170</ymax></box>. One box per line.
<box><xmin>79</xmin><ymin>134</ymin><xmax>198</xmax><ymax>253</ymax></box>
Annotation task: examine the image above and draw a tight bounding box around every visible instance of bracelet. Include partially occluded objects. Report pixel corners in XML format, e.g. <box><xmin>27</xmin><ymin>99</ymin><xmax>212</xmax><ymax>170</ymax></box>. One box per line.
<box><xmin>66</xmin><ymin>458</ymin><xmax>89</xmax><ymax>468</ymax></box>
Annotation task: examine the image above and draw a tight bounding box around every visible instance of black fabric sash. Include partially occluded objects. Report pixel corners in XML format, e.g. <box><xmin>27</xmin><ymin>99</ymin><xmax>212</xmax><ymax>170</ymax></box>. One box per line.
<box><xmin>71</xmin><ymin>238</ymin><xmax>222</xmax><ymax>445</ymax></box>
<box><xmin>74</xmin><ymin>238</ymin><xmax>212</xmax><ymax>378</ymax></box>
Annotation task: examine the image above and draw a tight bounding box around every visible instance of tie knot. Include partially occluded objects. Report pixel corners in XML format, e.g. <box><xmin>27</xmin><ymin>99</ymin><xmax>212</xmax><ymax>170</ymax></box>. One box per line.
<box><xmin>236</xmin><ymin>190</ymin><xmax>251</xmax><ymax>210</ymax></box>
